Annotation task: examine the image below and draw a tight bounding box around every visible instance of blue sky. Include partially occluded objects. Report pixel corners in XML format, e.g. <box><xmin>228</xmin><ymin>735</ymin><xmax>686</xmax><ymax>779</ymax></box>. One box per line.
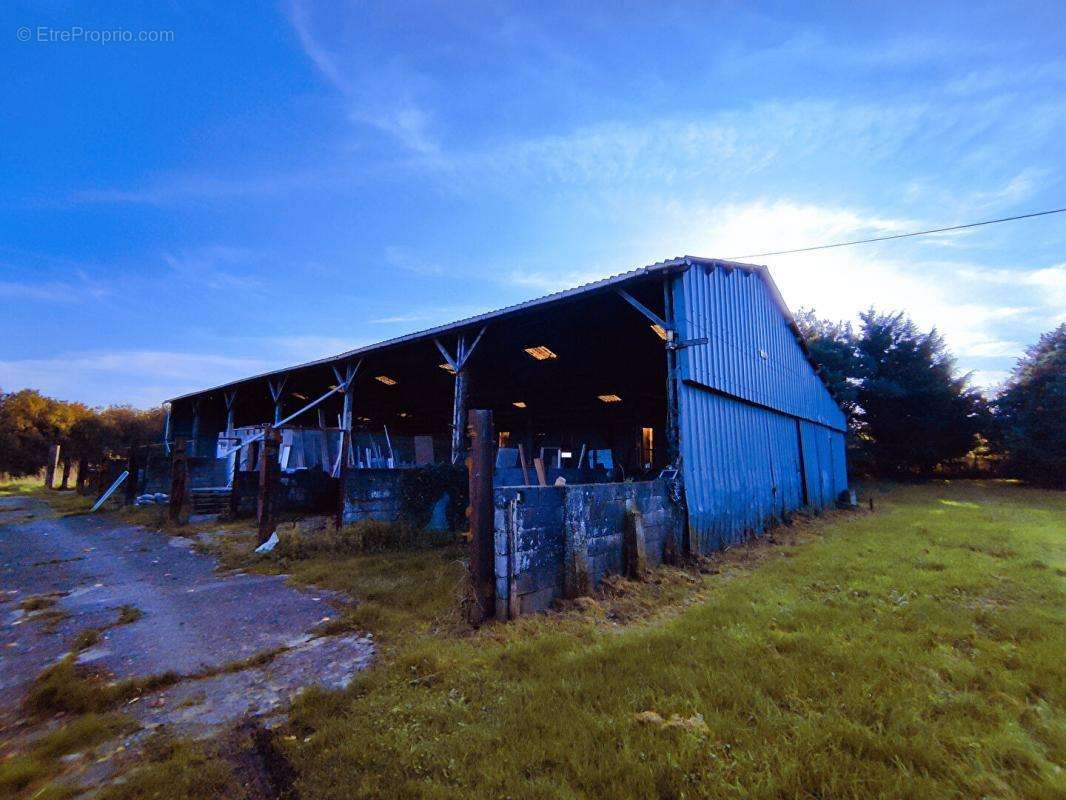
<box><xmin>2</xmin><ymin>1</ymin><xmax>1064</xmax><ymax>408</ymax></box>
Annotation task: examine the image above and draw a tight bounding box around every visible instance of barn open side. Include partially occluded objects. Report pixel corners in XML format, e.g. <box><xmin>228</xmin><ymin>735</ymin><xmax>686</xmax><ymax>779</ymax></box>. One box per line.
<box><xmin>156</xmin><ymin>256</ymin><xmax>849</xmax><ymax>616</ymax></box>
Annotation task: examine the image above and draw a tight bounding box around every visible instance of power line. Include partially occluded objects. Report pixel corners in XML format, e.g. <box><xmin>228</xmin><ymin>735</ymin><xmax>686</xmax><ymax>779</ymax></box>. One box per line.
<box><xmin>725</xmin><ymin>206</ymin><xmax>1066</xmax><ymax>260</ymax></box>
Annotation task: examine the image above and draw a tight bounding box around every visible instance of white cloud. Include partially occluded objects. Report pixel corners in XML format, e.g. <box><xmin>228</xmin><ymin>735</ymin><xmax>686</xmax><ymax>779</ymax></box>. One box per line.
<box><xmin>620</xmin><ymin>197</ymin><xmax>1058</xmax><ymax>375</ymax></box>
<box><xmin>968</xmin><ymin>369</ymin><xmax>1012</xmax><ymax>393</ymax></box>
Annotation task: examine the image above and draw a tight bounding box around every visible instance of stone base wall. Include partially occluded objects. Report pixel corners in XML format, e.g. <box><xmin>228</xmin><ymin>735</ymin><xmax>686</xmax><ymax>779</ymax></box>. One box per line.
<box><xmin>342</xmin><ymin>466</ymin><xmax>467</xmax><ymax>531</ymax></box>
<box><xmin>492</xmin><ymin>479</ymin><xmax>684</xmax><ymax>616</ymax></box>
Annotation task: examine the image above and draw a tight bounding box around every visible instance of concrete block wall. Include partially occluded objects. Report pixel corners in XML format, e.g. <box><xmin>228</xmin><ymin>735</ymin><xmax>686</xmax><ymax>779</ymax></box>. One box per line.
<box><xmin>493</xmin><ymin>479</ymin><xmax>684</xmax><ymax>616</ymax></box>
<box><xmin>341</xmin><ymin>466</ymin><xmax>465</xmax><ymax>531</ymax></box>
<box><xmin>342</xmin><ymin>469</ymin><xmax>406</xmax><ymax>524</ymax></box>
<box><xmin>187</xmin><ymin>457</ymin><xmax>231</xmax><ymax>489</ymax></box>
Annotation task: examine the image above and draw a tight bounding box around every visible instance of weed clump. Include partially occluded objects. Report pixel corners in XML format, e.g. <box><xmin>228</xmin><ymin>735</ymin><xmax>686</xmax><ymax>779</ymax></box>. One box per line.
<box><xmin>24</xmin><ymin>656</ymin><xmax>180</xmax><ymax>716</ymax></box>
<box><xmin>19</xmin><ymin>594</ymin><xmax>59</xmax><ymax>612</ymax></box>
<box><xmin>116</xmin><ymin>604</ymin><xmax>143</xmax><ymax>625</ymax></box>
<box><xmin>72</xmin><ymin>628</ymin><xmax>100</xmax><ymax>651</ymax></box>
<box><xmin>273</xmin><ymin>519</ymin><xmax>428</xmax><ymax>559</ymax></box>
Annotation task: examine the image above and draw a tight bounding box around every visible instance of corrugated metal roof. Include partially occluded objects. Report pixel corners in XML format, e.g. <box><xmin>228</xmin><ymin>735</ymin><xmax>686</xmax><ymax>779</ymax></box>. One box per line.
<box><xmin>167</xmin><ymin>255</ymin><xmax>827</xmax><ymax>403</ymax></box>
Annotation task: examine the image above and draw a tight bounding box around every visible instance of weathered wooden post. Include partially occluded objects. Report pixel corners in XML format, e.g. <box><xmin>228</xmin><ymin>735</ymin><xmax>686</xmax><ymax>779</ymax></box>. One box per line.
<box><xmin>169</xmin><ymin>439</ymin><xmax>189</xmax><ymax>525</ymax></box>
<box><xmin>124</xmin><ymin>442</ymin><xmax>139</xmax><ymax>505</ymax></box>
<box><xmin>466</xmin><ymin>409</ymin><xmax>494</xmax><ymax>625</ymax></box>
<box><xmin>75</xmin><ymin>458</ymin><xmax>88</xmax><ymax>494</ymax></box>
<box><xmin>257</xmin><ymin>426</ymin><xmax>281</xmax><ymax>544</ymax></box>
<box><xmin>623</xmin><ymin>498</ymin><xmax>648</xmax><ymax>580</ymax></box>
<box><xmin>44</xmin><ymin>444</ymin><xmax>61</xmax><ymax>489</ymax></box>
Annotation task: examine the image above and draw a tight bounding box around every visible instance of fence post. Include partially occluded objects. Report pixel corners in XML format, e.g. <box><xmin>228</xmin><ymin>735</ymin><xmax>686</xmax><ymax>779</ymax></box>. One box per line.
<box><xmin>168</xmin><ymin>439</ymin><xmax>189</xmax><ymax>525</ymax></box>
<box><xmin>466</xmin><ymin>409</ymin><xmax>494</xmax><ymax>625</ymax></box>
<box><xmin>44</xmin><ymin>444</ymin><xmax>61</xmax><ymax>489</ymax></box>
<box><xmin>257</xmin><ymin>426</ymin><xmax>281</xmax><ymax>544</ymax></box>
<box><xmin>124</xmin><ymin>442</ymin><xmax>139</xmax><ymax>505</ymax></box>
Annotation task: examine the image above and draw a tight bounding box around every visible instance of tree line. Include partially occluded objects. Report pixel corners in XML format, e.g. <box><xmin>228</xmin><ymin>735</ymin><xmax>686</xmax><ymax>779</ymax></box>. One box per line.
<box><xmin>1</xmin><ymin>315</ymin><xmax>1062</xmax><ymax>488</ymax></box>
<box><xmin>796</xmin><ymin>310</ymin><xmax>1064</xmax><ymax>488</ymax></box>
<box><xmin>0</xmin><ymin>390</ymin><xmax>164</xmax><ymax>489</ymax></box>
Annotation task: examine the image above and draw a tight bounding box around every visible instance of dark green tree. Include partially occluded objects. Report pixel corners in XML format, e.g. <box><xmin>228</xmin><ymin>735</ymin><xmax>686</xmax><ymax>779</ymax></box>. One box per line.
<box><xmin>794</xmin><ymin>308</ymin><xmax>861</xmax><ymax>424</ymax></box>
<box><xmin>993</xmin><ymin>324</ymin><xmax>1066</xmax><ymax>487</ymax></box>
<box><xmin>855</xmin><ymin>310</ymin><xmax>984</xmax><ymax>476</ymax></box>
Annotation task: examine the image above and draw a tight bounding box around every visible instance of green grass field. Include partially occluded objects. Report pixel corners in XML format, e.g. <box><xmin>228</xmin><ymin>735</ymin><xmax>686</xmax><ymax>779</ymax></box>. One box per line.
<box><xmin>4</xmin><ymin>480</ymin><xmax>1063</xmax><ymax>799</ymax></box>
<box><xmin>273</xmin><ymin>481</ymin><xmax>1065</xmax><ymax>799</ymax></box>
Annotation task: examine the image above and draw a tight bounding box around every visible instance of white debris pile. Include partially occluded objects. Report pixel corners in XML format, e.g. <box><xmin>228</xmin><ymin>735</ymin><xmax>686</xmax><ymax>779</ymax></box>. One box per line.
<box><xmin>134</xmin><ymin>493</ymin><xmax>170</xmax><ymax>507</ymax></box>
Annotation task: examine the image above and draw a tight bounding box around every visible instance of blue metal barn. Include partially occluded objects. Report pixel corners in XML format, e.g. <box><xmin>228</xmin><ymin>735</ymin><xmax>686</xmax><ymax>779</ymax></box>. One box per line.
<box><xmin>167</xmin><ymin>256</ymin><xmax>848</xmax><ymax>552</ymax></box>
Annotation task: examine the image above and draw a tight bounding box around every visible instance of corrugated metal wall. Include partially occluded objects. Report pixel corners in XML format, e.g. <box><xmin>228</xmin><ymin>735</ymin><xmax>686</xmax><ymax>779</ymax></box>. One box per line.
<box><xmin>671</xmin><ymin>265</ymin><xmax>848</xmax><ymax>550</ymax></box>
<box><xmin>673</xmin><ymin>263</ymin><xmax>846</xmax><ymax>431</ymax></box>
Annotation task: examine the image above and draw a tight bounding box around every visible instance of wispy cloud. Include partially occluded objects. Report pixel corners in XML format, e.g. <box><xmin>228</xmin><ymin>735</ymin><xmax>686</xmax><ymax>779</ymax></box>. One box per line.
<box><xmin>161</xmin><ymin>244</ymin><xmax>265</xmax><ymax>291</ymax></box>
<box><xmin>384</xmin><ymin>245</ymin><xmax>445</xmax><ymax>277</ymax></box>
<box><xmin>288</xmin><ymin>0</ymin><xmax>438</xmax><ymax>155</ymax></box>
<box><xmin>0</xmin><ymin>271</ymin><xmax>111</xmax><ymax>303</ymax></box>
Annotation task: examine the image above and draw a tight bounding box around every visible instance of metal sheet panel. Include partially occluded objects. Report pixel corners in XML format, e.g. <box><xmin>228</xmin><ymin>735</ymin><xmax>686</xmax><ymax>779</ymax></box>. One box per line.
<box><xmin>679</xmin><ymin>383</ymin><xmax>807</xmax><ymax>551</ymax></box>
<box><xmin>679</xmin><ymin>384</ymin><xmax>849</xmax><ymax>552</ymax></box>
<box><xmin>672</xmin><ymin>263</ymin><xmax>846</xmax><ymax>431</ymax></box>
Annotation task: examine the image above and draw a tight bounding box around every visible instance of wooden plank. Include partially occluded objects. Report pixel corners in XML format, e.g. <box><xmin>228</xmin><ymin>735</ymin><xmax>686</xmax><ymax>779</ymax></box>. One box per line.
<box><xmin>533</xmin><ymin>457</ymin><xmax>547</xmax><ymax>487</ymax></box>
<box><xmin>616</xmin><ymin>288</ymin><xmax>670</xmax><ymax>331</ymax></box>
<box><xmin>517</xmin><ymin>443</ymin><xmax>531</xmax><ymax>485</ymax></box>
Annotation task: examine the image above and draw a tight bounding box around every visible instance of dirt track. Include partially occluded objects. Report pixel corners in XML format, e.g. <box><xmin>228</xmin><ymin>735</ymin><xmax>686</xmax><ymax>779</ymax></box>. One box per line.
<box><xmin>0</xmin><ymin>496</ymin><xmax>372</xmax><ymax>736</ymax></box>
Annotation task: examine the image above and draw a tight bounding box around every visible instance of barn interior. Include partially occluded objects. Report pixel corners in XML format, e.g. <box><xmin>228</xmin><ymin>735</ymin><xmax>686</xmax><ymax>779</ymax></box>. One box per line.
<box><xmin>167</xmin><ymin>273</ymin><xmax>675</xmax><ymax>485</ymax></box>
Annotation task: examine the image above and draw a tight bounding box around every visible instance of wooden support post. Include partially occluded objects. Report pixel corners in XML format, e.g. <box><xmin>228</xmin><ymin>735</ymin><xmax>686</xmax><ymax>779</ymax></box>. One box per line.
<box><xmin>331</xmin><ymin>361</ymin><xmax>361</xmax><ymax>471</ymax></box>
<box><xmin>44</xmin><ymin>444</ymin><xmax>60</xmax><ymax>489</ymax></box>
<box><xmin>168</xmin><ymin>439</ymin><xmax>189</xmax><ymax>525</ymax></box>
<box><xmin>663</xmin><ymin>278</ymin><xmax>681</xmax><ymax>467</ymax></box>
<box><xmin>257</xmin><ymin>426</ymin><xmax>281</xmax><ymax>544</ymax></box>
<box><xmin>190</xmin><ymin>399</ymin><xmax>202</xmax><ymax>457</ymax></box>
<box><xmin>335</xmin><ymin>429</ymin><xmax>350</xmax><ymax>530</ymax></box>
<box><xmin>228</xmin><ymin>446</ymin><xmax>241</xmax><ymax>520</ymax></box>
<box><xmin>451</xmin><ymin>335</ymin><xmax>468</xmax><ymax>464</ymax></box>
<box><xmin>466</xmin><ymin>409</ymin><xmax>494</xmax><ymax>625</ymax></box>
<box><xmin>223</xmin><ymin>390</ymin><xmax>237</xmax><ymax>434</ymax></box>
<box><xmin>438</xmin><ymin>328</ymin><xmax>486</xmax><ymax>465</ymax></box>
<box><xmin>162</xmin><ymin>403</ymin><xmax>172</xmax><ymax>455</ymax></box>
